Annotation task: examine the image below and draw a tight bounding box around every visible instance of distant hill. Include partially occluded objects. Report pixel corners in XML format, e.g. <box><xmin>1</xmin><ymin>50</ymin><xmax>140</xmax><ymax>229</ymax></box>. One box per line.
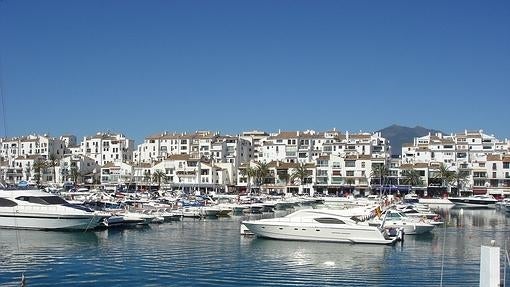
<box><xmin>377</xmin><ymin>124</ymin><xmax>444</xmax><ymax>155</ymax></box>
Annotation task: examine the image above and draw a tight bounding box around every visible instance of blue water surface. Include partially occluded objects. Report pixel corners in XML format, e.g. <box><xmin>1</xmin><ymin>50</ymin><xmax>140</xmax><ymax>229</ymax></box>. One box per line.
<box><xmin>1</xmin><ymin>207</ymin><xmax>509</xmax><ymax>286</ymax></box>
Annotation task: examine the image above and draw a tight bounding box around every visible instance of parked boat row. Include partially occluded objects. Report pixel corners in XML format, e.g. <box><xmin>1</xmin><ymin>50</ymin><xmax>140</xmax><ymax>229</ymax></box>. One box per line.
<box><xmin>0</xmin><ymin>185</ymin><xmax>326</xmax><ymax>230</ymax></box>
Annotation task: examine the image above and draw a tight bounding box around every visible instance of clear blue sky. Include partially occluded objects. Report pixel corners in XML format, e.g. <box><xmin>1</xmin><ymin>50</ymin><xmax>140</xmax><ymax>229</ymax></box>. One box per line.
<box><xmin>1</xmin><ymin>0</ymin><xmax>509</xmax><ymax>144</ymax></box>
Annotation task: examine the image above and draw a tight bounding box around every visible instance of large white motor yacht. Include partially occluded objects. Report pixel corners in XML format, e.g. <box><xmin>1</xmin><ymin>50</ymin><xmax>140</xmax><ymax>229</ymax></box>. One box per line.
<box><xmin>0</xmin><ymin>188</ymin><xmax>108</xmax><ymax>230</ymax></box>
<box><xmin>448</xmin><ymin>194</ymin><xmax>497</xmax><ymax>208</ymax></box>
<box><xmin>242</xmin><ymin>209</ymin><xmax>399</xmax><ymax>245</ymax></box>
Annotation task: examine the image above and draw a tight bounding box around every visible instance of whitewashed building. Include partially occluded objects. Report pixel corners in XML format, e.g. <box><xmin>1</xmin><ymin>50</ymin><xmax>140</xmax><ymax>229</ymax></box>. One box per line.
<box><xmin>0</xmin><ymin>134</ymin><xmax>67</xmax><ymax>165</ymax></box>
<box><xmin>401</xmin><ymin>130</ymin><xmax>510</xmax><ymax>195</ymax></box>
<box><xmin>80</xmin><ymin>132</ymin><xmax>134</xmax><ymax>166</ymax></box>
<box><xmin>55</xmin><ymin>154</ymin><xmax>100</xmax><ymax>185</ymax></box>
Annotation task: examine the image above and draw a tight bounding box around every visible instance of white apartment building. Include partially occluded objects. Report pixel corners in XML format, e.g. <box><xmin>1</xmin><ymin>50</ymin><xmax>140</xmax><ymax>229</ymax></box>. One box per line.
<box><xmin>401</xmin><ymin>130</ymin><xmax>510</xmax><ymax>195</ymax></box>
<box><xmin>80</xmin><ymin>132</ymin><xmax>134</xmax><ymax>166</ymax></box>
<box><xmin>134</xmin><ymin>131</ymin><xmax>251</xmax><ymax>174</ymax></box>
<box><xmin>260</xmin><ymin>130</ymin><xmax>324</xmax><ymax>163</ymax></box>
<box><xmin>100</xmin><ymin>162</ymin><xmax>135</xmax><ymax>190</ymax></box>
<box><xmin>55</xmin><ymin>154</ymin><xmax>100</xmax><ymax>185</ymax></box>
<box><xmin>148</xmin><ymin>154</ymin><xmax>232</xmax><ymax>193</ymax></box>
<box><xmin>210</xmin><ymin>136</ymin><xmax>252</xmax><ymax>166</ymax></box>
<box><xmin>240</xmin><ymin>130</ymin><xmax>269</xmax><ymax>160</ymax></box>
<box><xmin>0</xmin><ymin>134</ymin><xmax>67</xmax><ymax>165</ymax></box>
<box><xmin>259</xmin><ymin>130</ymin><xmax>390</xmax><ymax>164</ymax></box>
<box><xmin>134</xmin><ymin>131</ymin><xmax>216</xmax><ymax>163</ymax></box>
<box><xmin>1</xmin><ymin>155</ymin><xmax>48</xmax><ymax>184</ymax></box>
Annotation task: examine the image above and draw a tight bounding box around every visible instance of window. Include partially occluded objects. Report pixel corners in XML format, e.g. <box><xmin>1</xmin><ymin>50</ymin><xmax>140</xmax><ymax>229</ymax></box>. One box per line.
<box><xmin>314</xmin><ymin>217</ymin><xmax>345</xmax><ymax>224</ymax></box>
<box><xmin>493</xmin><ymin>163</ymin><xmax>497</xmax><ymax>170</ymax></box>
<box><xmin>16</xmin><ymin>196</ymin><xmax>69</xmax><ymax>205</ymax></box>
<box><xmin>317</xmin><ymin>170</ymin><xmax>328</xmax><ymax>176</ymax></box>
<box><xmin>345</xmin><ymin>161</ymin><xmax>355</xmax><ymax>167</ymax></box>
<box><xmin>0</xmin><ymin>198</ymin><xmax>17</xmax><ymax>207</ymax></box>
<box><xmin>504</xmin><ymin>162</ymin><xmax>510</xmax><ymax>169</ymax></box>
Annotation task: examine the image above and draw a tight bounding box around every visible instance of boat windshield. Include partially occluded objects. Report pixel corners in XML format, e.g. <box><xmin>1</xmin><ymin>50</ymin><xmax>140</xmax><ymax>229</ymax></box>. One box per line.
<box><xmin>314</xmin><ymin>217</ymin><xmax>346</xmax><ymax>224</ymax></box>
<box><xmin>16</xmin><ymin>196</ymin><xmax>69</xmax><ymax>205</ymax></box>
<box><xmin>387</xmin><ymin>212</ymin><xmax>405</xmax><ymax>219</ymax></box>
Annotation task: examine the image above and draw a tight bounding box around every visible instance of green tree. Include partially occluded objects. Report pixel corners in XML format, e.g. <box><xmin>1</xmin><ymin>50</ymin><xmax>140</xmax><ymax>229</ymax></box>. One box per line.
<box><xmin>143</xmin><ymin>170</ymin><xmax>151</xmax><ymax>183</ymax></box>
<box><xmin>47</xmin><ymin>153</ymin><xmax>59</xmax><ymax>183</ymax></box>
<box><xmin>254</xmin><ymin>161</ymin><xmax>271</xmax><ymax>191</ymax></box>
<box><xmin>290</xmin><ymin>163</ymin><xmax>311</xmax><ymax>195</ymax></box>
<box><xmin>400</xmin><ymin>169</ymin><xmax>423</xmax><ymax>187</ymax></box>
<box><xmin>239</xmin><ymin>164</ymin><xmax>256</xmax><ymax>194</ymax></box>
<box><xmin>371</xmin><ymin>164</ymin><xmax>389</xmax><ymax>186</ymax></box>
<box><xmin>70</xmin><ymin>166</ymin><xmax>79</xmax><ymax>184</ymax></box>
<box><xmin>453</xmin><ymin>169</ymin><xmax>470</xmax><ymax>196</ymax></box>
<box><xmin>152</xmin><ymin>170</ymin><xmax>166</xmax><ymax>189</ymax></box>
<box><xmin>25</xmin><ymin>167</ymin><xmax>31</xmax><ymax>181</ymax></box>
<box><xmin>33</xmin><ymin>159</ymin><xmax>47</xmax><ymax>185</ymax></box>
<box><xmin>434</xmin><ymin>163</ymin><xmax>455</xmax><ymax>194</ymax></box>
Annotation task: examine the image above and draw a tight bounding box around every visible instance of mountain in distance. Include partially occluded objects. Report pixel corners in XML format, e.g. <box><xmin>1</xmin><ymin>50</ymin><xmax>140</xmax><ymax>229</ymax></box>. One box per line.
<box><xmin>377</xmin><ymin>124</ymin><xmax>444</xmax><ymax>155</ymax></box>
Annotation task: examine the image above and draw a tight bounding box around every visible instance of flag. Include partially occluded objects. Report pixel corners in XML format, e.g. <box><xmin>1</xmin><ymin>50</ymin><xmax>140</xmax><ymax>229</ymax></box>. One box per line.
<box><xmin>375</xmin><ymin>206</ymin><xmax>382</xmax><ymax>218</ymax></box>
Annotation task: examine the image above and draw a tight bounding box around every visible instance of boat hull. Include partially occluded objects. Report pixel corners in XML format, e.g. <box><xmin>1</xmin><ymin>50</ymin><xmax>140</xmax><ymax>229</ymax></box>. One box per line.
<box><xmin>418</xmin><ymin>198</ymin><xmax>453</xmax><ymax>205</ymax></box>
<box><xmin>242</xmin><ymin>222</ymin><xmax>396</xmax><ymax>245</ymax></box>
<box><xmin>0</xmin><ymin>213</ymin><xmax>104</xmax><ymax>230</ymax></box>
<box><xmin>449</xmin><ymin>198</ymin><xmax>496</xmax><ymax>208</ymax></box>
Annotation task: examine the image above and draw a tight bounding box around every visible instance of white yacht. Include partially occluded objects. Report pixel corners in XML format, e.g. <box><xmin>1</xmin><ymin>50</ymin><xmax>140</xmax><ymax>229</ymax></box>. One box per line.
<box><xmin>241</xmin><ymin>209</ymin><xmax>399</xmax><ymax>245</ymax></box>
<box><xmin>448</xmin><ymin>194</ymin><xmax>497</xmax><ymax>208</ymax></box>
<box><xmin>0</xmin><ymin>188</ymin><xmax>108</xmax><ymax>230</ymax></box>
<box><xmin>368</xmin><ymin>210</ymin><xmax>436</xmax><ymax>235</ymax></box>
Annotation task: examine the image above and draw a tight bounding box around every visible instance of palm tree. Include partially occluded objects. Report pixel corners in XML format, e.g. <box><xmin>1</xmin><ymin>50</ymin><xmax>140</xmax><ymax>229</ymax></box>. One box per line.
<box><xmin>47</xmin><ymin>153</ymin><xmax>59</xmax><ymax>183</ymax></box>
<box><xmin>371</xmin><ymin>164</ymin><xmax>389</xmax><ymax>192</ymax></box>
<box><xmin>434</xmin><ymin>163</ymin><xmax>455</xmax><ymax>195</ymax></box>
<box><xmin>290</xmin><ymin>163</ymin><xmax>310</xmax><ymax>195</ymax></box>
<box><xmin>143</xmin><ymin>170</ymin><xmax>151</xmax><ymax>183</ymax></box>
<box><xmin>254</xmin><ymin>161</ymin><xmax>270</xmax><ymax>192</ymax></box>
<box><xmin>70</xmin><ymin>166</ymin><xmax>79</xmax><ymax>184</ymax></box>
<box><xmin>400</xmin><ymin>169</ymin><xmax>423</xmax><ymax>187</ymax></box>
<box><xmin>33</xmin><ymin>159</ymin><xmax>47</xmax><ymax>185</ymax></box>
<box><xmin>152</xmin><ymin>170</ymin><xmax>166</xmax><ymax>189</ymax></box>
<box><xmin>453</xmin><ymin>169</ymin><xmax>470</xmax><ymax>196</ymax></box>
<box><xmin>239</xmin><ymin>164</ymin><xmax>256</xmax><ymax>194</ymax></box>
<box><xmin>25</xmin><ymin>167</ymin><xmax>31</xmax><ymax>181</ymax></box>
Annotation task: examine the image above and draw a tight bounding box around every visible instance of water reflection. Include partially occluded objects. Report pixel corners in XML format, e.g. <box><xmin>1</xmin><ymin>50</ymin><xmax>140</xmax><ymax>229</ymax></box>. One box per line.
<box><xmin>0</xmin><ymin>230</ymin><xmax>100</xmax><ymax>285</ymax></box>
<box><xmin>244</xmin><ymin>237</ymin><xmax>390</xmax><ymax>270</ymax></box>
<box><xmin>0</xmin><ymin>208</ymin><xmax>508</xmax><ymax>286</ymax></box>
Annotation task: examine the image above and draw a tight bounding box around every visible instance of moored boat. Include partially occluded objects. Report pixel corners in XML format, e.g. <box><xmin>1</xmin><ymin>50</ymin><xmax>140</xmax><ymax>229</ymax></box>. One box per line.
<box><xmin>448</xmin><ymin>195</ymin><xmax>497</xmax><ymax>208</ymax></box>
<box><xmin>0</xmin><ymin>188</ymin><xmax>108</xmax><ymax>230</ymax></box>
<box><xmin>242</xmin><ymin>209</ymin><xmax>399</xmax><ymax>245</ymax></box>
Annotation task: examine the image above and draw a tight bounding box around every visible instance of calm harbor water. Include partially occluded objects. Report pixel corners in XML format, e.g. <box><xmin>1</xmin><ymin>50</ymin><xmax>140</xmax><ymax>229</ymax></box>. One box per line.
<box><xmin>1</xmin><ymin>207</ymin><xmax>509</xmax><ymax>286</ymax></box>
